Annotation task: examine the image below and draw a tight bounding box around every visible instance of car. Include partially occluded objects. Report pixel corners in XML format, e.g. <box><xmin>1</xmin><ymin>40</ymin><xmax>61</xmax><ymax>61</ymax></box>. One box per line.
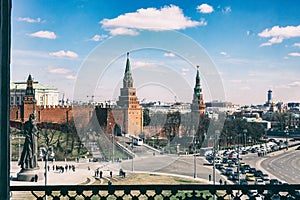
<box><xmin>255</xmin><ymin>178</ymin><xmax>265</xmax><ymax>185</ymax></box>
<box><xmin>215</xmin><ymin>163</ymin><xmax>224</xmax><ymax>170</ymax></box>
<box><xmin>251</xmin><ymin>148</ymin><xmax>258</xmax><ymax>153</ymax></box>
<box><xmin>227</xmin><ymin>161</ymin><xmax>235</xmax><ymax>167</ymax></box>
<box><xmin>225</xmin><ymin>168</ymin><xmax>234</xmax><ymax>176</ymax></box>
<box><xmin>249</xmin><ymin>168</ymin><xmax>256</xmax><ymax>174</ymax></box>
<box><xmin>246</xmin><ymin>174</ymin><xmax>256</xmax><ymax>181</ymax></box>
<box><xmin>270</xmin><ymin>179</ymin><xmax>280</xmax><ymax>185</ymax></box>
<box><xmin>261</xmin><ymin>174</ymin><xmax>269</xmax><ymax>181</ymax></box>
<box><xmin>242</xmin><ymin>150</ymin><xmax>248</xmax><ymax>155</ymax></box>
<box><xmin>240</xmin><ymin>179</ymin><xmax>248</xmax><ymax>185</ymax></box>
<box><xmin>243</xmin><ymin>164</ymin><xmax>251</xmax><ymax>171</ymax></box>
<box><xmin>239</xmin><ymin>167</ymin><xmax>246</xmax><ymax>174</ymax></box>
<box><xmin>232</xmin><ymin>172</ymin><xmax>239</xmax><ymax>180</ymax></box>
<box><xmin>254</xmin><ymin>170</ymin><xmax>263</xmax><ymax>177</ymax></box>
<box><xmin>222</xmin><ymin>158</ymin><xmax>228</xmax><ymax>163</ymax></box>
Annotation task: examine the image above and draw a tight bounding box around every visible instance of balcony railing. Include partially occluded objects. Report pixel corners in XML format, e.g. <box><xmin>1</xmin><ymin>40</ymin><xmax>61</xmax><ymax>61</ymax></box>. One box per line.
<box><xmin>10</xmin><ymin>184</ymin><xmax>300</xmax><ymax>199</ymax></box>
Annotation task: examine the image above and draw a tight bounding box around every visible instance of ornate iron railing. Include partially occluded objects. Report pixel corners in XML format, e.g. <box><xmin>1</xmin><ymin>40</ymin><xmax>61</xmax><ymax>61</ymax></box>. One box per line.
<box><xmin>10</xmin><ymin>184</ymin><xmax>300</xmax><ymax>199</ymax></box>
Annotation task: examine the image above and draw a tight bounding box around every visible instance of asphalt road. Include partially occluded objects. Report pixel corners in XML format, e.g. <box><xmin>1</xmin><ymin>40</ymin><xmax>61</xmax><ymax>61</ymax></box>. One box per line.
<box><xmin>259</xmin><ymin>147</ymin><xmax>300</xmax><ymax>183</ymax></box>
<box><xmin>121</xmin><ymin>145</ymin><xmax>228</xmax><ymax>183</ymax></box>
<box><xmin>238</xmin><ymin>144</ymin><xmax>300</xmax><ymax>184</ymax></box>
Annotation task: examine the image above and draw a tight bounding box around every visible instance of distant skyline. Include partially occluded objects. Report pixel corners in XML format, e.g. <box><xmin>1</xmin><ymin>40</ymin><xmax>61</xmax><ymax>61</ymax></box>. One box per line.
<box><xmin>11</xmin><ymin>0</ymin><xmax>300</xmax><ymax>105</ymax></box>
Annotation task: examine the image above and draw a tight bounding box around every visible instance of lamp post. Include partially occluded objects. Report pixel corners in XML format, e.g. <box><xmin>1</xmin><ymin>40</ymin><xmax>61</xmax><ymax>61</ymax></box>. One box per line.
<box><xmin>243</xmin><ymin>129</ymin><xmax>247</xmax><ymax>148</ymax></box>
<box><xmin>193</xmin><ymin>137</ymin><xmax>197</xmax><ymax>179</ymax></box>
<box><xmin>213</xmin><ymin>130</ymin><xmax>220</xmax><ymax>185</ymax></box>
<box><xmin>285</xmin><ymin>126</ymin><xmax>289</xmax><ymax>150</ymax></box>
<box><xmin>237</xmin><ymin>132</ymin><xmax>242</xmax><ymax>185</ymax></box>
<box><xmin>131</xmin><ymin>136</ymin><xmax>134</xmax><ymax>172</ymax></box>
<box><xmin>39</xmin><ymin>146</ymin><xmax>54</xmax><ymax>186</ymax></box>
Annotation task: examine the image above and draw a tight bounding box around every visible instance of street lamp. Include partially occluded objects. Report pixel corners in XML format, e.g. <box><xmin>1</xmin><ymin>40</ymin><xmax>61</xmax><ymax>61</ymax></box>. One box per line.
<box><xmin>109</xmin><ymin>122</ymin><xmax>115</xmax><ymax>163</ymax></box>
<box><xmin>193</xmin><ymin>137</ymin><xmax>198</xmax><ymax>178</ymax></box>
<box><xmin>243</xmin><ymin>129</ymin><xmax>247</xmax><ymax>148</ymax></box>
<box><xmin>39</xmin><ymin>146</ymin><xmax>55</xmax><ymax>186</ymax></box>
<box><xmin>131</xmin><ymin>136</ymin><xmax>134</xmax><ymax>172</ymax></box>
<box><xmin>285</xmin><ymin>126</ymin><xmax>289</xmax><ymax>150</ymax></box>
<box><xmin>213</xmin><ymin>130</ymin><xmax>220</xmax><ymax>185</ymax></box>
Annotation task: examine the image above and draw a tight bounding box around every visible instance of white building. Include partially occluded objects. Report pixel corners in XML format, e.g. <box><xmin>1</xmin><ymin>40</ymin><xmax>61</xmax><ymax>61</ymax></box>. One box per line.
<box><xmin>10</xmin><ymin>81</ymin><xmax>59</xmax><ymax>106</ymax></box>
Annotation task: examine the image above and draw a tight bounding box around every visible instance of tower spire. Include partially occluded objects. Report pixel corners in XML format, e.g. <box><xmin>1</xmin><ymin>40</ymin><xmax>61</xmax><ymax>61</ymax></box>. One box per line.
<box><xmin>125</xmin><ymin>52</ymin><xmax>131</xmax><ymax>74</ymax></box>
<box><xmin>191</xmin><ymin>66</ymin><xmax>205</xmax><ymax>115</ymax></box>
<box><xmin>123</xmin><ymin>52</ymin><xmax>133</xmax><ymax>88</ymax></box>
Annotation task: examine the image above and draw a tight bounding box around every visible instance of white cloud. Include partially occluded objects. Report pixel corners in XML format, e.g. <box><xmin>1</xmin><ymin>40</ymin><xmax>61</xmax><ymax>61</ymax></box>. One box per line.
<box><xmin>65</xmin><ymin>75</ymin><xmax>76</xmax><ymax>80</ymax></box>
<box><xmin>222</xmin><ymin>6</ymin><xmax>231</xmax><ymax>14</ymax></box>
<box><xmin>260</xmin><ymin>36</ymin><xmax>283</xmax><ymax>47</ymax></box>
<box><xmin>240</xmin><ymin>86</ymin><xmax>251</xmax><ymax>90</ymax></box>
<box><xmin>288</xmin><ymin>81</ymin><xmax>300</xmax><ymax>87</ymax></box>
<box><xmin>199</xmin><ymin>18</ymin><xmax>207</xmax><ymax>26</ymax></box>
<box><xmin>229</xmin><ymin>80</ymin><xmax>243</xmax><ymax>83</ymax></box>
<box><xmin>108</xmin><ymin>27</ymin><xmax>139</xmax><ymax>36</ymax></box>
<box><xmin>220</xmin><ymin>51</ymin><xmax>229</xmax><ymax>56</ymax></box>
<box><xmin>293</xmin><ymin>43</ymin><xmax>300</xmax><ymax>47</ymax></box>
<box><xmin>17</xmin><ymin>17</ymin><xmax>41</xmax><ymax>23</ymax></box>
<box><xmin>163</xmin><ymin>52</ymin><xmax>175</xmax><ymax>57</ymax></box>
<box><xmin>49</xmin><ymin>50</ymin><xmax>78</xmax><ymax>58</ymax></box>
<box><xmin>47</xmin><ymin>67</ymin><xmax>70</xmax><ymax>74</ymax></box>
<box><xmin>181</xmin><ymin>68</ymin><xmax>189</xmax><ymax>72</ymax></box>
<box><xmin>28</xmin><ymin>30</ymin><xmax>56</xmax><ymax>39</ymax></box>
<box><xmin>258</xmin><ymin>25</ymin><xmax>300</xmax><ymax>46</ymax></box>
<box><xmin>100</xmin><ymin>5</ymin><xmax>201</xmax><ymax>35</ymax></box>
<box><xmin>132</xmin><ymin>61</ymin><xmax>158</xmax><ymax>68</ymax></box>
<box><xmin>288</xmin><ymin>52</ymin><xmax>300</xmax><ymax>57</ymax></box>
<box><xmin>196</xmin><ymin>4</ymin><xmax>214</xmax><ymax>14</ymax></box>
<box><xmin>90</xmin><ymin>34</ymin><xmax>108</xmax><ymax>41</ymax></box>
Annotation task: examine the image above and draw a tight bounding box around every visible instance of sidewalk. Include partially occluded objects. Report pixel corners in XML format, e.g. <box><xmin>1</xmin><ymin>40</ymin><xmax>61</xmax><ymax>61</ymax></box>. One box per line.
<box><xmin>10</xmin><ymin>161</ymin><xmax>121</xmax><ymax>186</ymax></box>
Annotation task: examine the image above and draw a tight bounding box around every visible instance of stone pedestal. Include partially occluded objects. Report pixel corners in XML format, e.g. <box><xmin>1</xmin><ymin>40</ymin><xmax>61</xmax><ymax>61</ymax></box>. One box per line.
<box><xmin>17</xmin><ymin>168</ymin><xmax>44</xmax><ymax>182</ymax></box>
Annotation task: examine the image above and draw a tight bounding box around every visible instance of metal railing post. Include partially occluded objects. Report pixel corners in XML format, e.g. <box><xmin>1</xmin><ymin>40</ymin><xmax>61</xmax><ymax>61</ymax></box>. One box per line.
<box><xmin>0</xmin><ymin>1</ymin><xmax>11</xmax><ymax>199</ymax></box>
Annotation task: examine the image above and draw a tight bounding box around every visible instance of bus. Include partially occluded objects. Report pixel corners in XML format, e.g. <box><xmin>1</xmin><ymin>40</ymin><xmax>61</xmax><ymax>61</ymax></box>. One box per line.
<box><xmin>132</xmin><ymin>136</ymin><xmax>143</xmax><ymax>146</ymax></box>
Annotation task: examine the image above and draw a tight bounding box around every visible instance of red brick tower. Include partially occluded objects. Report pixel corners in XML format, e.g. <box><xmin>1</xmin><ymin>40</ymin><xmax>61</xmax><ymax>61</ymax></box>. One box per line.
<box><xmin>22</xmin><ymin>74</ymin><xmax>36</xmax><ymax>121</ymax></box>
<box><xmin>191</xmin><ymin>66</ymin><xmax>206</xmax><ymax>115</ymax></box>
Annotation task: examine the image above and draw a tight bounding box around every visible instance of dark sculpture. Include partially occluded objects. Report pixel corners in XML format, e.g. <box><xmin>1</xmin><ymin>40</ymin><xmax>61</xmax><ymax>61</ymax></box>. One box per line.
<box><xmin>18</xmin><ymin>113</ymin><xmax>39</xmax><ymax>169</ymax></box>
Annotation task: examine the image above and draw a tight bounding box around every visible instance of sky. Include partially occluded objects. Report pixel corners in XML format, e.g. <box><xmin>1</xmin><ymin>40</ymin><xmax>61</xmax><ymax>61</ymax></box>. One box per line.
<box><xmin>11</xmin><ymin>0</ymin><xmax>300</xmax><ymax>105</ymax></box>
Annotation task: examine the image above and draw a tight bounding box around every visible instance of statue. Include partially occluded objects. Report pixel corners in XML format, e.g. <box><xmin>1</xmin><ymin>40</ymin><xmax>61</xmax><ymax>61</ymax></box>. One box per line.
<box><xmin>18</xmin><ymin>113</ymin><xmax>39</xmax><ymax>169</ymax></box>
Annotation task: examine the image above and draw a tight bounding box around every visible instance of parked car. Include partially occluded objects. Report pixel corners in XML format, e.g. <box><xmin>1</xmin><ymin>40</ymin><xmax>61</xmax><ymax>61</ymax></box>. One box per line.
<box><xmin>242</xmin><ymin>150</ymin><xmax>248</xmax><ymax>155</ymax></box>
<box><xmin>246</xmin><ymin>174</ymin><xmax>255</xmax><ymax>181</ymax></box>
<box><xmin>227</xmin><ymin>161</ymin><xmax>235</xmax><ymax>167</ymax></box>
<box><xmin>249</xmin><ymin>168</ymin><xmax>256</xmax><ymax>174</ymax></box>
<box><xmin>240</xmin><ymin>179</ymin><xmax>248</xmax><ymax>185</ymax></box>
<box><xmin>270</xmin><ymin>179</ymin><xmax>280</xmax><ymax>185</ymax></box>
<box><xmin>255</xmin><ymin>178</ymin><xmax>265</xmax><ymax>185</ymax></box>
<box><xmin>254</xmin><ymin>170</ymin><xmax>263</xmax><ymax>177</ymax></box>
<box><xmin>261</xmin><ymin>174</ymin><xmax>270</xmax><ymax>181</ymax></box>
<box><xmin>225</xmin><ymin>168</ymin><xmax>234</xmax><ymax>176</ymax></box>
<box><xmin>232</xmin><ymin>172</ymin><xmax>239</xmax><ymax>180</ymax></box>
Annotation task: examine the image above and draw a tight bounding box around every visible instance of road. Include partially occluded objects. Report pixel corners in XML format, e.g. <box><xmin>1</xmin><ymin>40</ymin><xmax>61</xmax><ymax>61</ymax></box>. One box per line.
<box><xmin>259</xmin><ymin>147</ymin><xmax>300</xmax><ymax>183</ymax></box>
<box><xmin>120</xmin><ymin>142</ymin><xmax>300</xmax><ymax>184</ymax></box>
<box><xmin>240</xmin><ymin>142</ymin><xmax>300</xmax><ymax>183</ymax></box>
<box><xmin>121</xmin><ymin>144</ymin><xmax>228</xmax><ymax>183</ymax></box>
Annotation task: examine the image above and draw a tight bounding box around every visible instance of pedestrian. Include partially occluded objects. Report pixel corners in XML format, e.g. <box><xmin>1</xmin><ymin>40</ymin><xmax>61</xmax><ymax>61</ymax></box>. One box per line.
<box><xmin>52</xmin><ymin>165</ymin><xmax>55</xmax><ymax>171</ymax></box>
<box><xmin>224</xmin><ymin>181</ymin><xmax>227</xmax><ymax>185</ymax></box>
<box><xmin>100</xmin><ymin>171</ymin><xmax>103</xmax><ymax>179</ymax></box>
<box><xmin>47</xmin><ymin>165</ymin><xmax>50</xmax><ymax>171</ymax></box>
<box><xmin>110</xmin><ymin>171</ymin><xmax>112</xmax><ymax>178</ymax></box>
<box><xmin>219</xmin><ymin>179</ymin><xmax>223</xmax><ymax>185</ymax></box>
<box><xmin>208</xmin><ymin>174</ymin><xmax>211</xmax><ymax>182</ymax></box>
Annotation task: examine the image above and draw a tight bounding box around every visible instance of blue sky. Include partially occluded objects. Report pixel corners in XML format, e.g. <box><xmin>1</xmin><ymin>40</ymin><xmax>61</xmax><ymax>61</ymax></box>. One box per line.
<box><xmin>11</xmin><ymin>0</ymin><xmax>300</xmax><ymax>105</ymax></box>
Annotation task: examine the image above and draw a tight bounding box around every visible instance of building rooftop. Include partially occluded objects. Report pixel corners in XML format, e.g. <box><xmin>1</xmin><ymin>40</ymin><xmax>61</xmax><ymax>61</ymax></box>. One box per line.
<box><xmin>10</xmin><ymin>81</ymin><xmax>58</xmax><ymax>91</ymax></box>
